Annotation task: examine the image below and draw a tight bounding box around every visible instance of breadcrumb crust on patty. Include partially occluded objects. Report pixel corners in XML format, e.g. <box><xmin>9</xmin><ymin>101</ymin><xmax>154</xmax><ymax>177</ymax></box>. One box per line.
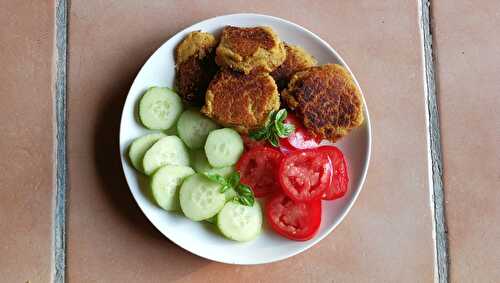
<box><xmin>282</xmin><ymin>64</ymin><xmax>364</xmax><ymax>142</ymax></box>
<box><xmin>202</xmin><ymin>69</ymin><xmax>280</xmax><ymax>133</ymax></box>
<box><xmin>215</xmin><ymin>26</ymin><xmax>286</xmax><ymax>74</ymax></box>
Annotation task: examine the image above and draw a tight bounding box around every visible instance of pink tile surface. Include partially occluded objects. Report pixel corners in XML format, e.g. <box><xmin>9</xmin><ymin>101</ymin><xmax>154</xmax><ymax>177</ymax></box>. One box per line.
<box><xmin>0</xmin><ymin>1</ymin><xmax>55</xmax><ymax>282</ymax></box>
<box><xmin>67</xmin><ymin>1</ymin><xmax>434</xmax><ymax>281</ymax></box>
<box><xmin>432</xmin><ymin>1</ymin><xmax>500</xmax><ymax>281</ymax></box>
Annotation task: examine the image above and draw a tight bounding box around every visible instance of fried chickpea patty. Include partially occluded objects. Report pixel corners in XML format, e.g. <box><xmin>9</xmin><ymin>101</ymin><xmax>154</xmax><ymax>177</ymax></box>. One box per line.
<box><xmin>201</xmin><ymin>70</ymin><xmax>280</xmax><ymax>133</ymax></box>
<box><xmin>271</xmin><ymin>44</ymin><xmax>317</xmax><ymax>90</ymax></box>
<box><xmin>175</xmin><ymin>31</ymin><xmax>218</xmax><ymax>105</ymax></box>
<box><xmin>215</xmin><ymin>26</ymin><xmax>286</xmax><ymax>74</ymax></box>
<box><xmin>282</xmin><ymin>64</ymin><xmax>364</xmax><ymax>142</ymax></box>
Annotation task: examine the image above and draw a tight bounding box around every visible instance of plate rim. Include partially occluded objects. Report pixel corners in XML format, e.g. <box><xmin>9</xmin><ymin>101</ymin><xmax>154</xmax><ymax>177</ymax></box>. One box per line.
<box><xmin>119</xmin><ymin>13</ymin><xmax>372</xmax><ymax>265</ymax></box>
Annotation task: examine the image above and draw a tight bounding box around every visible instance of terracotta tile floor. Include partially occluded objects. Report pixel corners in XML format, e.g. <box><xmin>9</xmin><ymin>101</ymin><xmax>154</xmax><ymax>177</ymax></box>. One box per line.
<box><xmin>66</xmin><ymin>1</ymin><xmax>433</xmax><ymax>282</ymax></box>
<box><xmin>1</xmin><ymin>0</ymin><xmax>499</xmax><ymax>282</ymax></box>
<box><xmin>0</xmin><ymin>1</ymin><xmax>55</xmax><ymax>282</ymax></box>
<box><xmin>433</xmin><ymin>1</ymin><xmax>500</xmax><ymax>281</ymax></box>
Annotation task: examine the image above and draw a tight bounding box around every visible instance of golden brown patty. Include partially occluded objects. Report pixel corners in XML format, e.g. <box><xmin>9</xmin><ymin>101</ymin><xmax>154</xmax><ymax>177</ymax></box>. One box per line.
<box><xmin>201</xmin><ymin>70</ymin><xmax>280</xmax><ymax>133</ymax></box>
<box><xmin>175</xmin><ymin>31</ymin><xmax>218</xmax><ymax>105</ymax></box>
<box><xmin>215</xmin><ymin>26</ymin><xmax>286</xmax><ymax>74</ymax></box>
<box><xmin>271</xmin><ymin>44</ymin><xmax>317</xmax><ymax>90</ymax></box>
<box><xmin>282</xmin><ymin>64</ymin><xmax>364</xmax><ymax>142</ymax></box>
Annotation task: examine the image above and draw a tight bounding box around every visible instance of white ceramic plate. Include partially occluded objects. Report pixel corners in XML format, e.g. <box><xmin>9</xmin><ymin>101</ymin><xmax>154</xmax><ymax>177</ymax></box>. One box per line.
<box><xmin>119</xmin><ymin>13</ymin><xmax>371</xmax><ymax>264</ymax></box>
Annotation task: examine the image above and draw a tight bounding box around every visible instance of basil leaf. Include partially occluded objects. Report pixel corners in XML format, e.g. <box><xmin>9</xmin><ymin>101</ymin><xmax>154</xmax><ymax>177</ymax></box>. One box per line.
<box><xmin>203</xmin><ymin>173</ymin><xmax>233</xmax><ymax>193</ymax></box>
<box><xmin>219</xmin><ymin>184</ymin><xmax>231</xmax><ymax>193</ymax></box>
<box><xmin>203</xmin><ymin>173</ymin><xmax>227</xmax><ymax>185</ymax></box>
<box><xmin>264</xmin><ymin>110</ymin><xmax>276</xmax><ymax>128</ymax></box>
<box><xmin>247</xmin><ymin>196</ymin><xmax>255</xmax><ymax>206</ymax></box>
<box><xmin>239</xmin><ymin>196</ymin><xmax>250</xmax><ymax>206</ymax></box>
<box><xmin>228</xmin><ymin>172</ymin><xmax>240</xmax><ymax>187</ymax></box>
<box><xmin>268</xmin><ymin>133</ymin><xmax>280</xmax><ymax>147</ymax></box>
<box><xmin>237</xmin><ymin>184</ymin><xmax>253</xmax><ymax>196</ymax></box>
<box><xmin>251</xmin><ymin>109</ymin><xmax>295</xmax><ymax>146</ymax></box>
<box><xmin>275</xmin><ymin>109</ymin><xmax>287</xmax><ymax>123</ymax></box>
<box><xmin>238</xmin><ymin>195</ymin><xmax>254</xmax><ymax>207</ymax></box>
<box><xmin>282</xmin><ymin>123</ymin><xmax>295</xmax><ymax>137</ymax></box>
<box><xmin>275</xmin><ymin>123</ymin><xmax>289</xmax><ymax>138</ymax></box>
<box><xmin>249</xmin><ymin>127</ymin><xmax>269</xmax><ymax>140</ymax></box>
<box><xmin>274</xmin><ymin>109</ymin><xmax>293</xmax><ymax>139</ymax></box>
<box><xmin>237</xmin><ymin>184</ymin><xmax>255</xmax><ymax>206</ymax></box>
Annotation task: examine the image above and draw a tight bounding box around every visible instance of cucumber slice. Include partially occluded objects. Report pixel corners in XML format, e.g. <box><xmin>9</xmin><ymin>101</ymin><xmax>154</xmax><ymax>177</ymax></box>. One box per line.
<box><xmin>143</xmin><ymin>136</ymin><xmax>190</xmax><ymax>175</ymax></box>
<box><xmin>204</xmin><ymin>128</ymin><xmax>244</xmax><ymax>167</ymax></box>
<box><xmin>191</xmin><ymin>149</ymin><xmax>235</xmax><ymax>177</ymax></box>
<box><xmin>211</xmin><ymin>166</ymin><xmax>235</xmax><ymax>177</ymax></box>
<box><xmin>177</xmin><ymin>110</ymin><xmax>219</xmax><ymax>149</ymax></box>
<box><xmin>191</xmin><ymin>149</ymin><xmax>212</xmax><ymax>173</ymax></box>
<box><xmin>190</xmin><ymin>151</ymin><xmax>235</xmax><ymax>201</ymax></box>
<box><xmin>179</xmin><ymin>174</ymin><xmax>226</xmax><ymax>221</ymax></box>
<box><xmin>139</xmin><ymin>87</ymin><xmax>183</xmax><ymax>130</ymax></box>
<box><xmin>217</xmin><ymin>201</ymin><xmax>262</xmax><ymax>242</ymax></box>
<box><xmin>128</xmin><ymin>133</ymin><xmax>166</xmax><ymax>173</ymax></box>
<box><xmin>151</xmin><ymin>165</ymin><xmax>194</xmax><ymax>211</ymax></box>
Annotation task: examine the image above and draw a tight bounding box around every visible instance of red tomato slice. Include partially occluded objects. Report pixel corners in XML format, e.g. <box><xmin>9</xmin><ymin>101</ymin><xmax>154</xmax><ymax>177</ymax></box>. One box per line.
<box><xmin>279</xmin><ymin>149</ymin><xmax>332</xmax><ymax>202</ymax></box>
<box><xmin>266</xmin><ymin>193</ymin><xmax>322</xmax><ymax>241</ymax></box>
<box><xmin>279</xmin><ymin>114</ymin><xmax>320</xmax><ymax>151</ymax></box>
<box><xmin>236</xmin><ymin>146</ymin><xmax>283</xmax><ymax>197</ymax></box>
<box><xmin>317</xmin><ymin>146</ymin><xmax>349</xmax><ymax>200</ymax></box>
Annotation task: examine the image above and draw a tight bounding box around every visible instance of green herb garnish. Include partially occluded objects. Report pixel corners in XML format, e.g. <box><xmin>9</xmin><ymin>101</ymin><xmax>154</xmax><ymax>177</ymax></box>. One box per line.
<box><xmin>203</xmin><ymin>172</ymin><xmax>255</xmax><ymax>206</ymax></box>
<box><xmin>235</xmin><ymin>183</ymin><xmax>254</xmax><ymax>206</ymax></box>
<box><xmin>249</xmin><ymin>109</ymin><xmax>295</xmax><ymax>147</ymax></box>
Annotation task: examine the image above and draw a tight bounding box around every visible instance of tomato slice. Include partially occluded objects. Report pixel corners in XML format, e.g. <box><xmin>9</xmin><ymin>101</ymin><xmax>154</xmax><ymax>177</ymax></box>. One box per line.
<box><xmin>266</xmin><ymin>193</ymin><xmax>322</xmax><ymax>241</ymax></box>
<box><xmin>236</xmin><ymin>146</ymin><xmax>283</xmax><ymax>197</ymax></box>
<box><xmin>279</xmin><ymin>149</ymin><xmax>332</xmax><ymax>202</ymax></box>
<box><xmin>317</xmin><ymin>146</ymin><xmax>349</xmax><ymax>200</ymax></box>
<box><xmin>279</xmin><ymin>114</ymin><xmax>320</xmax><ymax>151</ymax></box>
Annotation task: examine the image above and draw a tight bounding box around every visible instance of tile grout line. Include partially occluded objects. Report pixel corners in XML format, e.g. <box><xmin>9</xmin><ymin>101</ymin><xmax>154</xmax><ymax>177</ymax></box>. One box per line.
<box><xmin>420</xmin><ymin>1</ymin><xmax>448</xmax><ymax>283</ymax></box>
<box><xmin>53</xmin><ymin>0</ymin><xmax>68</xmax><ymax>282</ymax></box>
<box><xmin>419</xmin><ymin>0</ymin><xmax>439</xmax><ymax>280</ymax></box>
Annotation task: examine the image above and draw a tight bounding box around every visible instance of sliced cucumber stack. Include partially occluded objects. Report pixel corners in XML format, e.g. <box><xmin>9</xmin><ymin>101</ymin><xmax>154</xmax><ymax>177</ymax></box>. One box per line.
<box><xmin>204</xmin><ymin>128</ymin><xmax>244</xmax><ymax>168</ymax></box>
<box><xmin>177</xmin><ymin>110</ymin><xmax>219</xmax><ymax>149</ymax></box>
<box><xmin>191</xmin><ymin>149</ymin><xmax>235</xmax><ymax>177</ymax></box>
<box><xmin>151</xmin><ymin>165</ymin><xmax>194</xmax><ymax>211</ymax></box>
<box><xmin>179</xmin><ymin>174</ymin><xmax>226</xmax><ymax>221</ymax></box>
<box><xmin>128</xmin><ymin>133</ymin><xmax>166</xmax><ymax>173</ymax></box>
<box><xmin>130</xmin><ymin>87</ymin><xmax>264</xmax><ymax>242</ymax></box>
<box><xmin>143</xmin><ymin>136</ymin><xmax>190</xmax><ymax>175</ymax></box>
<box><xmin>217</xmin><ymin>201</ymin><xmax>262</xmax><ymax>242</ymax></box>
<box><xmin>139</xmin><ymin>87</ymin><xmax>183</xmax><ymax>130</ymax></box>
